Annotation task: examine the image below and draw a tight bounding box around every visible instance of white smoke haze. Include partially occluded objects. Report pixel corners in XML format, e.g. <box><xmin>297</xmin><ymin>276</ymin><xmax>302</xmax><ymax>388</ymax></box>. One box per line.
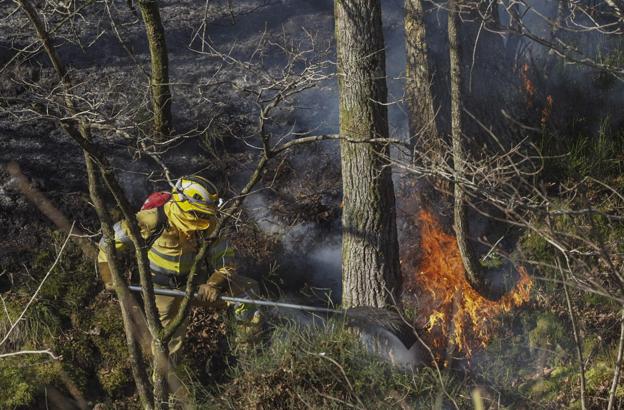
<box><xmin>3</xmin><ymin>0</ymin><xmax>622</xmax><ymax>297</ymax></box>
<box><xmin>3</xmin><ymin>0</ymin><xmax>624</xmax><ymax>384</ymax></box>
<box><xmin>240</xmin><ymin>192</ymin><xmax>281</xmax><ymax>235</ymax></box>
<box><xmin>242</xmin><ymin>189</ymin><xmax>342</xmax><ymax>300</ymax></box>
<box><xmin>3</xmin><ymin>0</ymin><xmax>623</xmax><ymax>291</ymax></box>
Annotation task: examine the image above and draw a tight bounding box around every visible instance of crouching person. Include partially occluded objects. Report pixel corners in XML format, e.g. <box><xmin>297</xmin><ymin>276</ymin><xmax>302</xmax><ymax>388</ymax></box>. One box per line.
<box><xmin>96</xmin><ymin>176</ymin><xmax>262</xmax><ymax>385</ymax></box>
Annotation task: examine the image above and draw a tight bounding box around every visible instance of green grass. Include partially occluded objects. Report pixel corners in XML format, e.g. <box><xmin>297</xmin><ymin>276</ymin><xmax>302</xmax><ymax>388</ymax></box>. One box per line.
<box><xmin>539</xmin><ymin>119</ymin><xmax>624</xmax><ymax>182</ymax></box>
<box><xmin>0</xmin><ymin>228</ymin><xmax>132</xmax><ymax>407</ymax></box>
<box><xmin>190</xmin><ymin>319</ymin><xmax>469</xmax><ymax>409</ymax></box>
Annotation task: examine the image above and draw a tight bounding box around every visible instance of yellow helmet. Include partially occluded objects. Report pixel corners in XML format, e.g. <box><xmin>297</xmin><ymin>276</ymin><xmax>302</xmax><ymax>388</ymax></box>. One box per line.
<box><xmin>171</xmin><ymin>176</ymin><xmax>221</xmax><ymax>215</ymax></box>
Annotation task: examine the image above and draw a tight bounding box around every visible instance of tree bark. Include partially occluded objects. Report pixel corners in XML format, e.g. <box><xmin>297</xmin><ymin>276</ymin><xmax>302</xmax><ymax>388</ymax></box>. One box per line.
<box><xmin>87</xmin><ymin>158</ymin><xmax>155</xmax><ymax>409</ymax></box>
<box><xmin>16</xmin><ymin>1</ymin><xmax>156</xmax><ymax>406</ymax></box>
<box><xmin>335</xmin><ymin>0</ymin><xmax>401</xmax><ymax>308</ymax></box>
<box><xmin>138</xmin><ymin>0</ymin><xmax>171</xmax><ymax>138</ymax></box>
<box><xmin>448</xmin><ymin>0</ymin><xmax>500</xmax><ymax>301</ymax></box>
<box><xmin>404</xmin><ymin>0</ymin><xmax>438</xmax><ymax>151</ymax></box>
<box><xmin>68</xmin><ymin>131</ymin><xmax>173</xmax><ymax>408</ymax></box>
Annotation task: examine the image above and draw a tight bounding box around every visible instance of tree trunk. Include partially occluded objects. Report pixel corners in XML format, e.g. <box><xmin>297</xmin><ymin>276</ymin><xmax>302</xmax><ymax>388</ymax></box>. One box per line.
<box><xmin>138</xmin><ymin>0</ymin><xmax>171</xmax><ymax>138</ymax></box>
<box><xmin>86</xmin><ymin>158</ymin><xmax>155</xmax><ymax>409</ymax></box>
<box><xmin>335</xmin><ymin>0</ymin><xmax>401</xmax><ymax>308</ymax></box>
<box><xmin>404</xmin><ymin>0</ymin><xmax>438</xmax><ymax>151</ymax></box>
<box><xmin>151</xmin><ymin>339</ymin><xmax>169</xmax><ymax>409</ymax></box>
<box><xmin>16</xmin><ymin>1</ymin><xmax>157</xmax><ymax>405</ymax></box>
<box><xmin>448</xmin><ymin>0</ymin><xmax>500</xmax><ymax>301</ymax></box>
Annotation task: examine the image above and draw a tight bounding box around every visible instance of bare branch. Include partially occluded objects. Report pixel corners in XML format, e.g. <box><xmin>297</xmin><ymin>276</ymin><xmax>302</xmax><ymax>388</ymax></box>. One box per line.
<box><xmin>0</xmin><ymin>222</ymin><xmax>74</xmax><ymax>349</ymax></box>
<box><xmin>0</xmin><ymin>349</ymin><xmax>61</xmax><ymax>360</ymax></box>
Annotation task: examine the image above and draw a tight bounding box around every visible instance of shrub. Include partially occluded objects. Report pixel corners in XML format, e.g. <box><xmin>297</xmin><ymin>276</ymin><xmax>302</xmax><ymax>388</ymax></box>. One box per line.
<box><xmin>208</xmin><ymin>319</ymin><xmax>467</xmax><ymax>409</ymax></box>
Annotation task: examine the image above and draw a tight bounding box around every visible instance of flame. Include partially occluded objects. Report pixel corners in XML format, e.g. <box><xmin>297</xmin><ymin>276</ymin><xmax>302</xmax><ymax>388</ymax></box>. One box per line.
<box><xmin>404</xmin><ymin>210</ymin><xmax>532</xmax><ymax>357</ymax></box>
<box><xmin>541</xmin><ymin>95</ymin><xmax>553</xmax><ymax>127</ymax></box>
<box><xmin>520</xmin><ymin>63</ymin><xmax>535</xmax><ymax>108</ymax></box>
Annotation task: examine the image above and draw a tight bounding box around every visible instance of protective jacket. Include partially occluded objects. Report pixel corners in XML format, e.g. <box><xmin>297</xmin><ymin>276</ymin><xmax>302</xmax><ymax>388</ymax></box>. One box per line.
<box><xmin>97</xmin><ymin>201</ymin><xmax>235</xmax><ymax>289</ymax></box>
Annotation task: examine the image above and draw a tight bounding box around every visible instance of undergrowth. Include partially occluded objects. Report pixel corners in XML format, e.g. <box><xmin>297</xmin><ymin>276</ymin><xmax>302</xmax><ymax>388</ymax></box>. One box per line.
<box><xmin>509</xmin><ymin>123</ymin><xmax>624</xmax><ymax>409</ymax></box>
<box><xmin>192</xmin><ymin>320</ymin><xmax>469</xmax><ymax>409</ymax></box>
<box><xmin>0</xmin><ymin>228</ymin><xmax>133</xmax><ymax>408</ymax></box>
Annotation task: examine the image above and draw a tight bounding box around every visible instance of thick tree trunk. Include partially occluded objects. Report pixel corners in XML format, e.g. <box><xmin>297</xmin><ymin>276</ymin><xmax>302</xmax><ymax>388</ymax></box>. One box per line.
<box><xmin>151</xmin><ymin>340</ymin><xmax>169</xmax><ymax>409</ymax></box>
<box><xmin>335</xmin><ymin>0</ymin><xmax>401</xmax><ymax>308</ymax></box>
<box><xmin>404</xmin><ymin>0</ymin><xmax>438</xmax><ymax>149</ymax></box>
<box><xmin>448</xmin><ymin>0</ymin><xmax>500</xmax><ymax>301</ymax></box>
<box><xmin>138</xmin><ymin>0</ymin><xmax>171</xmax><ymax>138</ymax></box>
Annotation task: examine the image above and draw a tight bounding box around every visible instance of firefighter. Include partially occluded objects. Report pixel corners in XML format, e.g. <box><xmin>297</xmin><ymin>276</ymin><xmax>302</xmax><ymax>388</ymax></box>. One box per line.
<box><xmin>97</xmin><ymin>175</ymin><xmax>260</xmax><ymax>358</ymax></box>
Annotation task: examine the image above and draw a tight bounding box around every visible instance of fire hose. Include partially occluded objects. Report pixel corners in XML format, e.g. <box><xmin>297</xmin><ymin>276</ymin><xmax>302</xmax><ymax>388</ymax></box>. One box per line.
<box><xmin>128</xmin><ymin>285</ymin><xmax>415</xmax><ymax>348</ymax></box>
<box><xmin>128</xmin><ymin>285</ymin><xmax>342</xmax><ymax>314</ymax></box>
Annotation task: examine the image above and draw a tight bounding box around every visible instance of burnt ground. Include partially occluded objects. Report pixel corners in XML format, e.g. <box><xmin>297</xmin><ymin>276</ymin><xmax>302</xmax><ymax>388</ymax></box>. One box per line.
<box><xmin>0</xmin><ymin>0</ymin><xmax>619</xmax><ymax>300</ymax></box>
<box><xmin>0</xmin><ymin>0</ymin><xmax>416</xmax><ymax>305</ymax></box>
<box><xmin>3</xmin><ymin>0</ymin><xmax>616</xmax><ymax>295</ymax></box>
<box><xmin>3</xmin><ymin>1</ymin><xmax>624</xmax><ymax>407</ymax></box>
<box><xmin>0</xmin><ymin>6</ymin><xmax>350</xmax><ymax>403</ymax></box>
<box><xmin>0</xmin><ymin>0</ymin><xmax>346</xmax><ymax>294</ymax></box>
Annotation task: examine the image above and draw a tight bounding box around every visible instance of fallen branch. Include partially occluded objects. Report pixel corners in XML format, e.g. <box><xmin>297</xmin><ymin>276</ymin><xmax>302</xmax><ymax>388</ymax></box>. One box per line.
<box><xmin>607</xmin><ymin>309</ymin><xmax>624</xmax><ymax>410</ymax></box>
<box><xmin>5</xmin><ymin>162</ymin><xmax>97</xmax><ymax>258</ymax></box>
<box><xmin>558</xmin><ymin>258</ymin><xmax>587</xmax><ymax>410</ymax></box>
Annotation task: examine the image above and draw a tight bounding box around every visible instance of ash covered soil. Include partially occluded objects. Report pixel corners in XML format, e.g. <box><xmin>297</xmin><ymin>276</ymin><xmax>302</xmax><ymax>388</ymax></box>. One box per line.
<box><xmin>0</xmin><ymin>0</ymin><xmax>550</xmax><ymax>344</ymax></box>
<box><xmin>3</xmin><ymin>1</ymin><xmax>624</xmax><ymax>409</ymax></box>
<box><xmin>0</xmin><ymin>0</ymin><xmax>497</xmax><ymax>295</ymax></box>
<box><xmin>0</xmin><ymin>1</ymin><xmax>355</xmax><ymax>403</ymax></box>
<box><xmin>0</xmin><ymin>0</ymin><xmax>416</xmax><ymax>301</ymax></box>
<box><xmin>0</xmin><ymin>0</ymin><xmax>363</xmax><ymax>295</ymax></box>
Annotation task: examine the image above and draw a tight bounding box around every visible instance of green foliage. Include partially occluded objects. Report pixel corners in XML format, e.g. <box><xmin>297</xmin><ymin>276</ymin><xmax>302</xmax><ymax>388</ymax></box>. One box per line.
<box><xmin>0</xmin><ymin>356</ymin><xmax>62</xmax><ymax>407</ymax></box>
<box><xmin>0</xmin><ymin>228</ymin><xmax>131</xmax><ymax>407</ymax></box>
<box><xmin>98</xmin><ymin>364</ymin><xmax>133</xmax><ymax>397</ymax></box>
<box><xmin>36</xmin><ymin>231</ymin><xmax>98</xmax><ymax>318</ymax></box>
<box><xmin>528</xmin><ymin>313</ymin><xmax>569</xmax><ymax>354</ymax></box>
<box><xmin>583</xmin><ymin>340</ymin><xmax>624</xmax><ymax>400</ymax></box>
<box><xmin>520</xmin><ymin>224</ymin><xmax>557</xmax><ymax>269</ymax></box>
<box><xmin>56</xmin><ymin>330</ymin><xmax>98</xmax><ymax>392</ymax></box>
<box><xmin>527</xmin><ymin>379</ymin><xmax>558</xmax><ymax>399</ymax></box>
<box><xmin>480</xmin><ymin>252</ymin><xmax>504</xmax><ymax>269</ymax></box>
<box><xmin>594</xmin><ymin>43</ymin><xmax>624</xmax><ymax>89</ymax></box>
<box><xmin>90</xmin><ymin>301</ymin><xmax>133</xmax><ymax>398</ymax></box>
<box><xmin>539</xmin><ymin>119</ymin><xmax>624</xmax><ymax>182</ymax></box>
<box><xmin>473</xmin><ymin>270</ymin><xmax>624</xmax><ymax>409</ymax></box>
<box><xmin>585</xmin><ymin>361</ymin><xmax>611</xmax><ymax>394</ymax></box>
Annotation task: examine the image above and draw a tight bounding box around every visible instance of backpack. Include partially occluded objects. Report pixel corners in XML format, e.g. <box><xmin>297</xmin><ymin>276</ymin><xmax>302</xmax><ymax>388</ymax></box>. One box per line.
<box><xmin>141</xmin><ymin>191</ymin><xmax>172</xmax><ymax>211</ymax></box>
<box><xmin>140</xmin><ymin>191</ymin><xmax>171</xmax><ymax>247</ymax></box>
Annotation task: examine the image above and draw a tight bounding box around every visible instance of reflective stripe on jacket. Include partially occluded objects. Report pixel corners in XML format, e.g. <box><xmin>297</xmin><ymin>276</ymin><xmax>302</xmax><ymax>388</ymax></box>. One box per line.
<box><xmin>97</xmin><ymin>204</ymin><xmax>235</xmax><ymax>284</ymax></box>
<box><xmin>147</xmin><ymin>223</ymin><xmax>198</xmax><ymax>277</ymax></box>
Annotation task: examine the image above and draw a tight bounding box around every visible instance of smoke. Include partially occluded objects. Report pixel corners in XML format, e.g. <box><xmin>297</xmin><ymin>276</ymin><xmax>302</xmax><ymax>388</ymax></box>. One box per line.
<box><xmin>239</xmin><ymin>191</ymin><xmax>283</xmax><ymax>236</ymax></box>
<box><xmin>4</xmin><ymin>0</ymin><xmax>624</xmax><ymax>301</ymax></box>
<box><xmin>4</xmin><ymin>0</ymin><xmax>624</xmax><ymax>384</ymax></box>
<box><xmin>242</xmin><ymin>188</ymin><xmax>343</xmax><ymax>301</ymax></box>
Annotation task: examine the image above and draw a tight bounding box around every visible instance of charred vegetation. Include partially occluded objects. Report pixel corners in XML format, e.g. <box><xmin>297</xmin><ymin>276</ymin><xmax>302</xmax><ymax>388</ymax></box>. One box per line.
<box><xmin>1</xmin><ymin>0</ymin><xmax>624</xmax><ymax>409</ymax></box>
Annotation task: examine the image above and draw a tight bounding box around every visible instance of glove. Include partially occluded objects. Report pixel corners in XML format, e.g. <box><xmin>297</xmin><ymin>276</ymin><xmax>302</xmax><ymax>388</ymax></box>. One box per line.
<box><xmin>197</xmin><ymin>283</ymin><xmax>222</xmax><ymax>305</ymax></box>
<box><xmin>98</xmin><ymin>262</ymin><xmax>115</xmax><ymax>291</ymax></box>
<box><xmin>206</xmin><ymin>269</ymin><xmax>229</xmax><ymax>289</ymax></box>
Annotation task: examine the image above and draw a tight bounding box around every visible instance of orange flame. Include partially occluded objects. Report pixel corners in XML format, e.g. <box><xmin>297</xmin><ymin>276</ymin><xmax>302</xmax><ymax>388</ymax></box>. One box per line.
<box><xmin>404</xmin><ymin>210</ymin><xmax>532</xmax><ymax>357</ymax></box>
<box><xmin>541</xmin><ymin>95</ymin><xmax>553</xmax><ymax>127</ymax></box>
<box><xmin>520</xmin><ymin>63</ymin><xmax>535</xmax><ymax>108</ymax></box>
